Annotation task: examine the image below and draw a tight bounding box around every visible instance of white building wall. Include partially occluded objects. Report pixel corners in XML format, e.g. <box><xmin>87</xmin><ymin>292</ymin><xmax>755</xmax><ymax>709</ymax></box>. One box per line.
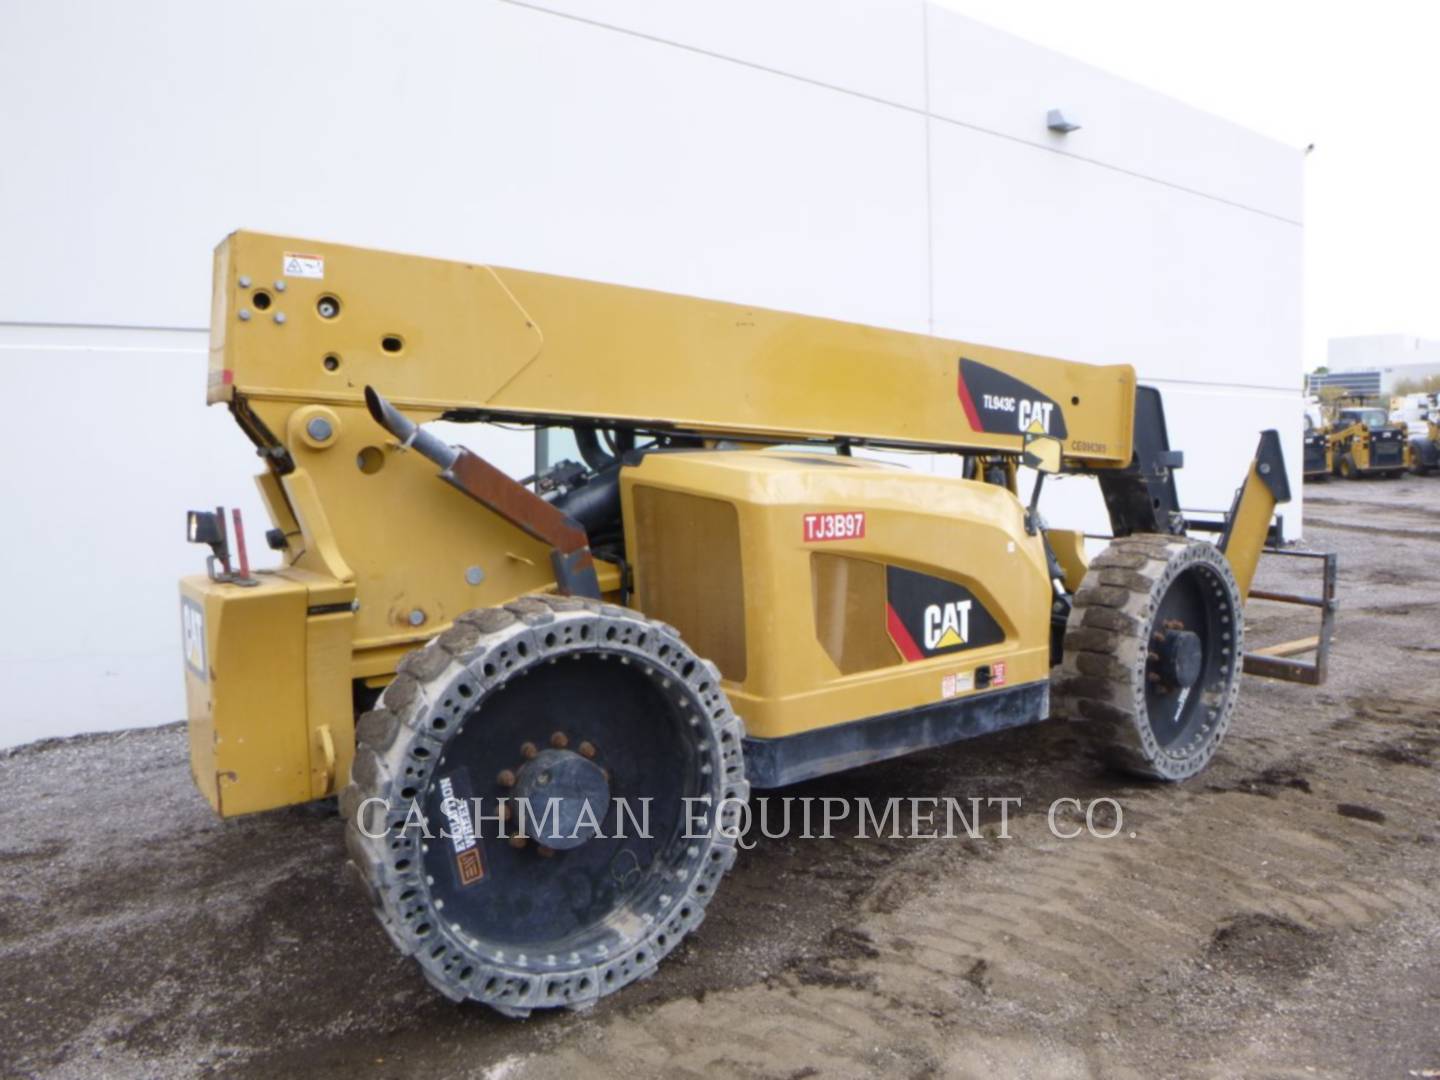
<box><xmin>0</xmin><ymin>0</ymin><xmax>1303</xmax><ymax>747</ymax></box>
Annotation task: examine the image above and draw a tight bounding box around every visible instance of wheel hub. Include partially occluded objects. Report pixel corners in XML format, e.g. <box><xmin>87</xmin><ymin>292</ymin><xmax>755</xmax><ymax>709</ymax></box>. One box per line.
<box><xmin>512</xmin><ymin>747</ymin><xmax>611</xmax><ymax>850</ymax></box>
<box><xmin>1155</xmin><ymin>627</ymin><xmax>1203</xmax><ymax>689</ymax></box>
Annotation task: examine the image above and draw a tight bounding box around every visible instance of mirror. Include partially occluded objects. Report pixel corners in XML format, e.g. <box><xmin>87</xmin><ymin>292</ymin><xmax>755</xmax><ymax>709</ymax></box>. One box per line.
<box><xmin>1022</xmin><ymin>427</ymin><xmax>1062</xmax><ymax>474</ymax></box>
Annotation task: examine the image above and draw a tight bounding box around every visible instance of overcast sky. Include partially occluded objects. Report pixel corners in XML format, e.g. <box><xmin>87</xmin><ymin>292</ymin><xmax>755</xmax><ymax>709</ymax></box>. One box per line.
<box><xmin>939</xmin><ymin>0</ymin><xmax>1439</xmax><ymax>368</ymax></box>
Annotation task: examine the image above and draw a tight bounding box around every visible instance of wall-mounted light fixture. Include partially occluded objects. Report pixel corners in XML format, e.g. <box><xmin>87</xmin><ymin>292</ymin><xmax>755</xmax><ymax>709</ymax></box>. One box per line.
<box><xmin>1047</xmin><ymin>108</ymin><xmax>1081</xmax><ymax>134</ymax></box>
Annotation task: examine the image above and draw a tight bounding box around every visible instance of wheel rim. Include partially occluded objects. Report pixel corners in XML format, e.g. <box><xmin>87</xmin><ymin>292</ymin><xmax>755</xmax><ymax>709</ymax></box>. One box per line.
<box><xmin>347</xmin><ymin>598</ymin><xmax>747</xmax><ymax>1014</ymax></box>
<box><xmin>420</xmin><ymin>652</ymin><xmax>710</xmax><ymax>960</ymax></box>
<box><xmin>1144</xmin><ymin>563</ymin><xmax>1238</xmax><ymax>750</ymax></box>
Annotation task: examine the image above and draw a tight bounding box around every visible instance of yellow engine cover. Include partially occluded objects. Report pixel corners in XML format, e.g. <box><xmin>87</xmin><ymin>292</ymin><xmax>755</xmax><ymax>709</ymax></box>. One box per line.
<box><xmin>618</xmin><ymin>451</ymin><xmax>1052</xmax><ymax>741</ymax></box>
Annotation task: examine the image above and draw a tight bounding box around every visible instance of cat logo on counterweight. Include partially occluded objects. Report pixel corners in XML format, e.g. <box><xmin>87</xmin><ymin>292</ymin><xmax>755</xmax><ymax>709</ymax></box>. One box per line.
<box><xmin>884</xmin><ymin>565</ymin><xmax>1005</xmax><ymax>661</ymax></box>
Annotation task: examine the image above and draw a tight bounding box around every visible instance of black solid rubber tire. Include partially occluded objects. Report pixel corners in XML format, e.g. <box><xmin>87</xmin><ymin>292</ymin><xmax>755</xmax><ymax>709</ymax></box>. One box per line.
<box><xmin>1053</xmin><ymin>535</ymin><xmax>1243</xmax><ymax>781</ymax></box>
<box><xmin>341</xmin><ymin>595</ymin><xmax>748</xmax><ymax>1016</ymax></box>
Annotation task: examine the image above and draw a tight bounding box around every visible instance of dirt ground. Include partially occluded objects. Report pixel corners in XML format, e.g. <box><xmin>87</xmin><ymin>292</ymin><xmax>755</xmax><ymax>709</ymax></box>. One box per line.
<box><xmin>3</xmin><ymin>477</ymin><xmax>1438</xmax><ymax>1080</ymax></box>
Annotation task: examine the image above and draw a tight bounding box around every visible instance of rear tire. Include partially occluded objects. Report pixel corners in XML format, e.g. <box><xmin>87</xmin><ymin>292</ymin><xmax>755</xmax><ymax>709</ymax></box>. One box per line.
<box><xmin>1054</xmin><ymin>535</ymin><xmax>1243</xmax><ymax>781</ymax></box>
<box><xmin>342</xmin><ymin>595</ymin><xmax>747</xmax><ymax>1016</ymax></box>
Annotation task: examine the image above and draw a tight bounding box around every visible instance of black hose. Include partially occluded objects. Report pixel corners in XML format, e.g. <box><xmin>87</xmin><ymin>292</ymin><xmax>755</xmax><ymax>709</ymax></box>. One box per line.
<box><xmin>574</xmin><ymin>425</ymin><xmax>636</xmax><ymax>470</ymax></box>
<box><xmin>552</xmin><ymin>464</ymin><xmax>622</xmax><ymax>535</ymax></box>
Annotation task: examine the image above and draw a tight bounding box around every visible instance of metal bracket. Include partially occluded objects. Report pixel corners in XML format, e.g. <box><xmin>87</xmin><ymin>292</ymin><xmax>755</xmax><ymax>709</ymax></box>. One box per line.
<box><xmin>1097</xmin><ymin>386</ymin><xmax>1187</xmax><ymax>537</ymax></box>
<box><xmin>1241</xmin><ymin>549</ymin><xmax>1337</xmax><ymax>686</ymax></box>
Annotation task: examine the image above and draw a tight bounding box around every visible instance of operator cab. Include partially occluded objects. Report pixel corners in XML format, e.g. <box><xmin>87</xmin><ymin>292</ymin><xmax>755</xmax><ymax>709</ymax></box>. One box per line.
<box><xmin>1338</xmin><ymin>407</ymin><xmax>1390</xmax><ymax>431</ymax></box>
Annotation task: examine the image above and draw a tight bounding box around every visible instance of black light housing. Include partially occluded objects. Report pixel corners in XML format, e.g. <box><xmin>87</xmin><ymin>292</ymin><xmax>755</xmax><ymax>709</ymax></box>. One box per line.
<box><xmin>187</xmin><ymin>508</ymin><xmax>231</xmax><ymax>578</ymax></box>
<box><xmin>187</xmin><ymin>510</ymin><xmax>225</xmax><ymax>546</ymax></box>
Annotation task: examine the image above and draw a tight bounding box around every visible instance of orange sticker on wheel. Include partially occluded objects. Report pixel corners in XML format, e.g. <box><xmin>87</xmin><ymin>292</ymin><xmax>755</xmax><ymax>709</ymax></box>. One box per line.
<box><xmin>457</xmin><ymin>847</ymin><xmax>485</xmax><ymax>885</ymax></box>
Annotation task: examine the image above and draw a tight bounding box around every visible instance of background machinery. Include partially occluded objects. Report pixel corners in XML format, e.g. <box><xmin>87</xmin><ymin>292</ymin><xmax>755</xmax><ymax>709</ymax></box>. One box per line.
<box><xmin>181</xmin><ymin>232</ymin><xmax>1333</xmax><ymax>1016</ymax></box>
<box><xmin>1397</xmin><ymin>392</ymin><xmax>1440</xmax><ymax>474</ymax></box>
<box><xmin>1412</xmin><ymin>416</ymin><xmax>1440</xmax><ymax>474</ymax></box>
<box><xmin>1303</xmin><ymin>412</ymin><xmax>1333</xmax><ymax>481</ymax></box>
<box><xmin>1325</xmin><ymin>402</ymin><xmax>1411</xmax><ymax>479</ymax></box>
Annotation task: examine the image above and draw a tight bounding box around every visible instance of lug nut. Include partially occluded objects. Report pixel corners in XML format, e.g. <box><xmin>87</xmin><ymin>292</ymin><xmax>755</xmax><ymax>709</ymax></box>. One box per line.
<box><xmin>520</xmin><ymin>741</ymin><xmax>538</xmax><ymax>760</ymax></box>
<box><xmin>497</xmin><ymin>769</ymin><xmax>516</xmax><ymax>788</ymax></box>
<box><xmin>578</xmin><ymin>741</ymin><xmax>597</xmax><ymax>759</ymax></box>
<box><xmin>549</xmin><ymin>731</ymin><xmax>569</xmax><ymax>749</ymax></box>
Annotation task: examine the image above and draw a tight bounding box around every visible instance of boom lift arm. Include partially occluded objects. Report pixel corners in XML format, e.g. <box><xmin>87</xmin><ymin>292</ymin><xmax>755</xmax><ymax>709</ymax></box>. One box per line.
<box><xmin>210</xmin><ymin>235</ymin><xmax>1140</xmax><ymax>464</ymax></box>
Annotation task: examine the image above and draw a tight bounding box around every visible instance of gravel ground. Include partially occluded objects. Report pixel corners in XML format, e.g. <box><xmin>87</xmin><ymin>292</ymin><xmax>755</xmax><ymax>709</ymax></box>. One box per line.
<box><xmin>2</xmin><ymin>476</ymin><xmax>1438</xmax><ymax>1079</ymax></box>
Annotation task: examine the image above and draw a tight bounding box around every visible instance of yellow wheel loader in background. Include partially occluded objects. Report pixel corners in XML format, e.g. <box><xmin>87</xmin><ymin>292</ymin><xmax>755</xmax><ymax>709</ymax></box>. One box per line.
<box><xmin>181</xmin><ymin>232</ymin><xmax>1335</xmax><ymax>1016</ymax></box>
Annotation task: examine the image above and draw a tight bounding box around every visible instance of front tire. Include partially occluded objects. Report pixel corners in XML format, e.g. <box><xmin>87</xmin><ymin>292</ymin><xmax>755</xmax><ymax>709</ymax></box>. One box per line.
<box><xmin>342</xmin><ymin>595</ymin><xmax>747</xmax><ymax>1016</ymax></box>
<box><xmin>1054</xmin><ymin>535</ymin><xmax>1243</xmax><ymax>781</ymax></box>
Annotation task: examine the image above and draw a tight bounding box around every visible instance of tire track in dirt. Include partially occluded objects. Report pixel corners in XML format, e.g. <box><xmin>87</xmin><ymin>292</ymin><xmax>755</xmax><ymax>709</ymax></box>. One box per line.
<box><xmin>1304</xmin><ymin>516</ymin><xmax>1440</xmax><ymax>543</ymax></box>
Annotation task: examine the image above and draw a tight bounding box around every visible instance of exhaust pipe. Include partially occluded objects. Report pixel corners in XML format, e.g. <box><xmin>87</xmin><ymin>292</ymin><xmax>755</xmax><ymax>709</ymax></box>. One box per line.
<box><xmin>364</xmin><ymin>385</ymin><xmax>459</xmax><ymax>470</ymax></box>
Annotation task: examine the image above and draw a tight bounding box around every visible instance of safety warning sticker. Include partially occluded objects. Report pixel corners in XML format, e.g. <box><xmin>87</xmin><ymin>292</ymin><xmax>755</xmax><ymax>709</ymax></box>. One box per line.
<box><xmin>282</xmin><ymin>252</ymin><xmax>325</xmax><ymax>279</ymax></box>
<box><xmin>941</xmin><ymin>670</ymin><xmax>975</xmax><ymax>700</ymax></box>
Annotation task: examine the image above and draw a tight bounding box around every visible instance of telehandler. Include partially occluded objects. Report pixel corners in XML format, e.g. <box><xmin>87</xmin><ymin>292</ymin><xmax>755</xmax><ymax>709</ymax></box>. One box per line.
<box><xmin>181</xmin><ymin>232</ymin><xmax>1334</xmax><ymax>1016</ymax></box>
